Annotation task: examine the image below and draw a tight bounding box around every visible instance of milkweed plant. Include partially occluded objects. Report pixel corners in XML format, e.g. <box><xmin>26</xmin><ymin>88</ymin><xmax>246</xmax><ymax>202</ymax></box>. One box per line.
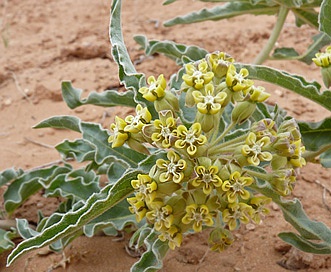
<box><xmin>1</xmin><ymin>0</ymin><xmax>331</xmax><ymax>271</ymax></box>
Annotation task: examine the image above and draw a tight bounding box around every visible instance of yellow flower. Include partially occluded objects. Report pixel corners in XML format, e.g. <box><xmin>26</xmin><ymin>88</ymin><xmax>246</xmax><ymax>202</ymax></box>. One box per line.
<box><xmin>182</xmin><ymin>59</ymin><xmax>214</xmax><ymax>90</ymax></box>
<box><xmin>124</xmin><ymin>104</ymin><xmax>152</xmax><ymax>133</ymax></box>
<box><xmin>131</xmin><ymin>174</ymin><xmax>158</xmax><ymax>204</ymax></box>
<box><xmin>241</xmin><ymin>132</ymin><xmax>272</xmax><ymax>166</ymax></box>
<box><xmin>312</xmin><ymin>46</ymin><xmax>331</xmax><ymax>67</ymax></box>
<box><xmin>146</xmin><ymin>200</ymin><xmax>174</xmax><ymax>231</ymax></box>
<box><xmin>226</xmin><ymin>64</ymin><xmax>253</xmax><ymax>93</ymax></box>
<box><xmin>222</xmin><ymin>171</ymin><xmax>253</xmax><ymax>203</ymax></box>
<box><xmin>222</xmin><ymin>202</ymin><xmax>253</xmax><ymax>231</ymax></box>
<box><xmin>249</xmin><ymin>196</ymin><xmax>271</xmax><ymax>224</ymax></box>
<box><xmin>248</xmin><ymin>85</ymin><xmax>270</xmax><ymax>102</ymax></box>
<box><xmin>156</xmin><ymin>150</ymin><xmax>187</xmax><ymax>183</ymax></box>
<box><xmin>270</xmin><ymin>168</ymin><xmax>296</xmax><ymax>196</ymax></box>
<box><xmin>181</xmin><ymin>203</ymin><xmax>214</xmax><ymax>232</ymax></box>
<box><xmin>127</xmin><ymin>196</ymin><xmax>148</xmax><ymax>223</ymax></box>
<box><xmin>208</xmin><ymin>227</ymin><xmax>234</xmax><ymax>252</ymax></box>
<box><xmin>191</xmin><ymin>161</ymin><xmax>223</xmax><ymax>195</ymax></box>
<box><xmin>175</xmin><ymin>123</ymin><xmax>207</xmax><ymax>156</ymax></box>
<box><xmin>192</xmin><ymin>83</ymin><xmax>227</xmax><ymax>115</ymax></box>
<box><xmin>139</xmin><ymin>74</ymin><xmax>167</xmax><ymax>102</ymax></box>
<box><xmin>108</xmin><ymin>116</ymin><xmax>129</xmax><ymax>148</ymax></box>
<box><xmin>207</xmin><ymin>51</ymin><xmax>234</xmax><ymax>78</ymax></box>
<box><xmin>158</xmin><ymin>225</ymin><xmax>183</xmax><ymax>250</ymax></box>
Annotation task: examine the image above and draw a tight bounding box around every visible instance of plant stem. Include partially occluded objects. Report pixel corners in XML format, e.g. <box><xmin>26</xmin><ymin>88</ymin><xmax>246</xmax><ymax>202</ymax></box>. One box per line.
<box><xmin>253</xmin><ymin>6</ymin><xmax>289</xmax><ymax>65</ymax></box>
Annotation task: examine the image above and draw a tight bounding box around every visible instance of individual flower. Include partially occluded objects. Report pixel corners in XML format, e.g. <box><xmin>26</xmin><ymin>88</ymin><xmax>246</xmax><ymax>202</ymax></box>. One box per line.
<box><xmin>108</xmin><ymin>116</ymin><xmax>129</xmax><ymax>148</ymax></box>
<box><xmin>249</xmin><ymin>196</ymin><xmax>271</xmax><ymax>224</ymax></box>
<box><xmin>143</xmin><ymin>110</ymin><xmax>177</xmax><ymax>148</ymax></box>
<box><xmin>312</xmin><ymin>46</ymin><xmax>331</xmax><ymax>88</ymax></box>
<box><xmin>124</xmin><ymin>104</ymin><xmax>152</xmax><ymax>133</ymax></box>
<box><xmin>192</xmin><ymin>83</ymin><xmax>227</xmax><ymax>114</ymax></box>
<box><xmin>247</xmin><ymin>85</ymin><xmax>270</xmax><ymax>102</ymax></box>
<box><xmin>222</xmin><ymin>202</ymin><xmax>253</xmax><ymax>231</ymax></box>
<box><xmin>155</xmin><ymin>150</ymin><xmax>187</xmax><ymax>183</ymax></box>
<box><xmin>158</xmin><ymin>225</ymin><xmax>183</xmax><ymax>250</ymax></box>
<box><xmin>182</xmin><ymin>59</ymin><xmax>214</xmax><ymax>90</ymax></box>
<box><xmin>175</xmin><ymin>123</ymin><xmax>207</xmax><ymax>156</ymax></box>
<box><xmin>127</xmin><ymin>196</ymin><xmax>148</xmax><ymax>223</ymax></box>
<box><xmin>131</xmin><ymin>174</ymin><xmax>158</xmax><ymax>204</ymax></box>
<box><xmin>146</xmin><ymin>200</ymin><xmax>174</xmax><ymax>231</ymax></box>
<box><xmin>231</xmin><ymin>101</ymin><xmax>256</xmax><ymax>124</ymax></box>
<box><xmin>181</xmin><ymin>203</ymin><xmax>214</xmax><ymax>232</ymax></box>
<box><xmin>250</xmin><ymin>119</ymin><xmax>278</xmax><ymax>140</ymax></box>
<box><xmin>207</xmin><ymin>51</ymin><xmax>234</xmax><ymax>78</ymax></box>
<box><xmin>139</xmin><ymin>74</ymin><xmax>167</xmax><ymax>102</ymax></box>
<box><xmin>269</xmin><ymin>168</ymin><xmax>296</xmax><ymax>196</ymax></box>
<box><xmin>208</xmin><ymin>227</ymin><xmax>234</xmax><ymax>252</ymax></box>
<box><xmin>222</xmin><ymin>171</ymin><xmax>253</xmax><ymax>203</ymax></box>
<box><xmin>191</xmin><ymin>159</ymin><xmax>223</xmax><ymax>195</ymax></box>
<box><xmin>225</xmin><ymin>64</ymin><xmax>254</xmax><ymax>93</ymax></box>
<box><xmin>241</xmin><ymin>132</ymin><xmax>273</xmax><ymax>166</ymax></box>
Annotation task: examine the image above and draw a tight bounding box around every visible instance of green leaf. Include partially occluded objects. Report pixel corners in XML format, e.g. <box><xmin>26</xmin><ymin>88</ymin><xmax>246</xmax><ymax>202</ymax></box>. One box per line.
<box><xmin>61</xmin><ymin>81</ymin><xmax>136</xmax><ymax>109</ymax></box>
<box><xmin>0</xmin><ymin>228</ymin><xmax>16</xmax><ymax>254</ymax></box>
<box><xmin>134</xmin><ymin>35</ymin><xmax>208</xmax><ymax>64</ymax></box>
<box><xmin>4</xmin><ymin>165</ymin><xmax>71</xmax><ymax>215</ymax></box>
<box><xmin>80</xmin><ymin>122</ymin><xmax>147</xmax><ymax>166</ymax></box>
<box><xmin>83</xmin><ymin>199</ymin><xmax>136</xmax><ymax>237</ymax></box>
<box><xmin>34</xmin><ymin>115</ymin><xmax>81</xmax><ymax>133</ymax></box>
<box><xmin>55</xmin><ymin>139</ymin><xmax>96</xmax><ymax>162</ymax></box>
<box><xmin>279</xmin><ymin>232</ymin><xmax>331</xmax><ymax>254</ymax></box>
<box><xmin>298</xmin><ymin>118</ymin><xmax>331</xmax><ymax>151</ymax></box>
<box><xmin>131</xmin><ymin>229</ymin><xmax>169</xmax><ymax>272</ymax></box>
<box><xmin>272</xmin><ymin>47</ymin><xmax>299</xmax><ymax>59</ymax></box>
<box><xmin>292</xmin><ymin>8</ymin><xmax>319</xmax><ymax>28</ymax></box>
<box><xmin>0</xmin><ymin>168</ymin><xmax>24</xmax><ymax>187</ymax></box>
<box><xmin>110</xmin><ymin>0</ymin><xmax>144</xmax><ymax>91</ymax></box>
<box><xmin>6</xmin><ymin>169</ymin><xmax>142</xmax><ymax>266</ymax></box>
<box><xmin>320</xmin><ymin>148</ymin><xmax>331</xmax><ymax>167</ymax></box>
<box><xmin>164</xmin><ymin>3</ymin><xmax>279</xmax><ymax>26</ymax></box>
<box><xmin>319</xmin><ymin>0</ymin><xmax>331</xmax><ymax>37</ymax></box>
<box><xmin>236</xmin><ymin>63</ymin><xmax>331</xmax><ymax>111</ymax></box>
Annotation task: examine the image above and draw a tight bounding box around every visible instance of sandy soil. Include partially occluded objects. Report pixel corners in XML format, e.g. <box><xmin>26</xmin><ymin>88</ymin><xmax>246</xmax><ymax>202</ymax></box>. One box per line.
<box><xmin>0</xmin><ymin>0</ymin><xmax>331</xmax><ymax>271</ymax></box>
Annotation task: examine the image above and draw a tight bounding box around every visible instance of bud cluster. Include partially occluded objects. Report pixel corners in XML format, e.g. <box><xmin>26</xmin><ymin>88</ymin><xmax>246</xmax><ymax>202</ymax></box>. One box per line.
<box><xmin>108</xmin><ymin>52</ymin><xmax>306</xmax><ymax>252</ymax></box>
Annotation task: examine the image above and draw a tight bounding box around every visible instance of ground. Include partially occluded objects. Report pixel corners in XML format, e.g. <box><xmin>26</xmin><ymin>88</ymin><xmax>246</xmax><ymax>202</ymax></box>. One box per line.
<box><xmin>0</xmin><ymin>0</ymin><xmax>331</xmax><ymax>271</ymax></box>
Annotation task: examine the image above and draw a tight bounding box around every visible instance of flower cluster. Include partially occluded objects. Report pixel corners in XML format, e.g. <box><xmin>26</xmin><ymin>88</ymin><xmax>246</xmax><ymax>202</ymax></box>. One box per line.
<box><xmin>108</xmin><ymin>52</ymin><xmax>306</xmax><ymax>252</ymax></box>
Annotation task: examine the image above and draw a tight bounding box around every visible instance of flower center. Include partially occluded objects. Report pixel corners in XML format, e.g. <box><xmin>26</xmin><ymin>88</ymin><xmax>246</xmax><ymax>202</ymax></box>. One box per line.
<box><xmin>204</xmin><ymin>95</ymin><xmax>214</xmax><ymax>104</ymax></box>
<box><xmin>193</xmin><ymin>70</ymin><xmax>203</xmax><ymax>79</ymax></box>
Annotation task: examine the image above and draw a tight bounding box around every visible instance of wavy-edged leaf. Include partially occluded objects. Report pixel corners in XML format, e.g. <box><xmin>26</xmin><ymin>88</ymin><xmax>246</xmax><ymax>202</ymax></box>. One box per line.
<box><xmin>298</xmin><ymin>118</ymin><xmax>331</xmax><ymax>151</ymax></box>
<box><xmin>34</xmin><ymin>115</ymin><xmax>81</xmax><ymax>133</ymax></box>
<box><xmin>110</xmin><ymin>0</ymin><xmax>144</xmax><ymax>91</ymax></box>
<box><xmin>4</xmin><ymin>165</ymin><xmax>72</xmax><ymax>215</ymax></box>
<box><xmin>319</xmin><ymin>0</ymin><xmax>331</xmax><ymax>37</ymax></box>
<box><xmin>61</xmin><ymin>81</ymin><xmax>136</xmax><ymax>109</ymax></box>
<box><xmin>0</xmin><ymin>168</ymin><xmax>24</xmax><ymax>187</ymax></box>
<box><xmin>55</xmin><ymin>139</ymin><xmax>96</xmax><ymax>162</ymax></box>
<box><xmin>0</xmin><ymin>228</ymin><xmax>16</xmax><ymax>254</ymax></box>
<box><xmin>6</xmin><ymin>169</ymin><xmax>142</xmax><ymax>266</ymax></box>
<box><xmin>40</xmin><ymin>169</ymin><xmax>100</xmax><ymax>201</ymax></box>
<box><xmin>134</xmin><ymin>35</ymin><xmax>208</xmax><ymax>64</ymax></box>
<box><xmin>164</xmin><ymin>3</ymin><xmax>279</xmax><ymax>26</ymax></box>
<box><xmin>272</xmin><ymin>47</ymin><xmax>299</xmax><ymax>59</ymax></box>
<box><xmin>236</xmin><ymin>63</ymin><xmax>331</xmax><ymax>111</ymax></box>
<box><xmin>131</xmin><ymin>229</ymin><xmax>169</xmax><ymax>272</ymax></box>
<box><xmin>83</xmin><ymin>199</ymin><xmax>136</xmax><ymax>237</ymax></box>
<box><xmin>279</xmin><ymin>232</ymin><xmax>331</xmax><ymax>254</ymax></box>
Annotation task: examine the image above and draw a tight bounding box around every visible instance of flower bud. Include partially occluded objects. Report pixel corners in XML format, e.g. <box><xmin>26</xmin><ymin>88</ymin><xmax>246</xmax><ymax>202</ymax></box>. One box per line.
<box><xmin>231</xmin><ymin>101</ymin><xmax>256</xmax><ymax>124</ymax></box>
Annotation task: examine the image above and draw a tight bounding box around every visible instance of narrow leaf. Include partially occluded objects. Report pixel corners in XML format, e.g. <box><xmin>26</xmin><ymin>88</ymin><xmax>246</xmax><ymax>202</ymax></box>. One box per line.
<box><xmin>34</xmin><ymin>115</ymin><xmax>81</xmax><ymax>133</ymax></box>
<box><xmin>164</xmin><ymin>3</ymin><xmax>279</xmax><ymax>26</ymax></box>
<box><xmin>134</xmin><ymin>35</ymin><xmax>208</xmax><ymax>64</ymax></box>
<box><xmin>279</xmin><ymin>232</ymin><xmax>331</xmax><ymax>254</ymax></box>
<box><xmin>61</xmin><ymin>81</ymin><xmax>136</xmax><ymax>109</ymax></box>
<box><xmin>0</xmin><ymin>228</ymin><xmax>16</xmax><ymax>254</ymax></box>
<box><xmin>320</xmin><ymin>148</ymin><xmax>331</xmax><ymax>167</ymax></box>
<box><xmin>0</xmin><ymin>168</ymin><xmax>24</xmax><ymax>187</ymax></box>
<box><xmin>319</xmin><ymin>0</ymin><xmax>331</xmax><ymax>37</ymax></box>
<box><xmin>7</xmin><ymin>169</ymin><xmax>142</xmax><ymax>266</ymax></box>
<box><xmin>55</xmin><ymin>139</ymin><xmax>96</xmax><ymax>162</ymax></box>
<box><xmin>272</xmin><ymin>47</ymin><xmax>299</xmax><ymax>59</ymax></box>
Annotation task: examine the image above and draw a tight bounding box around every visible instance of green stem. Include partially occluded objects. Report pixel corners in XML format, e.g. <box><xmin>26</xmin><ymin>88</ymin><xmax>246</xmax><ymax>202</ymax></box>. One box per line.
<box><xmin>303</xmin><ymin>143</ymin><xmax>331</xmax><ymax>163</ymax></box>
<box><xmin>245</xmin><ymin>169</ymin><xmax>270</xmax><ymax>181</ymax></box>
<box><xmin>210</xmin><ymin>121</ymin><xmax>237</xmax><ymax>146</ymax></box>
<box><xmin>253</xmin><ymin>6</ymin><xmax>289</xmax><ymax>65</ymax></box>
